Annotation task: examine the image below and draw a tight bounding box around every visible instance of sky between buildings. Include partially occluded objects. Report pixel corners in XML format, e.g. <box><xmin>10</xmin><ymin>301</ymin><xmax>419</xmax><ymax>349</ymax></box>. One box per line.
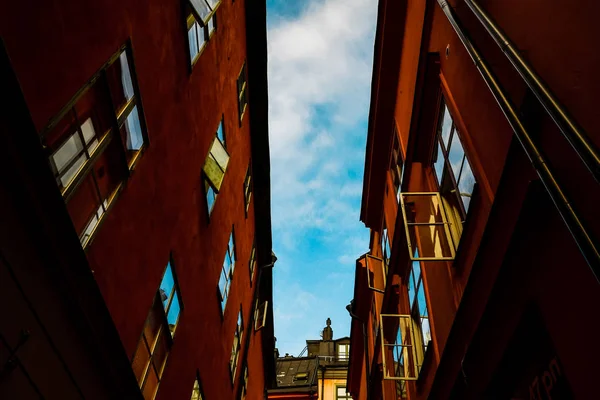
<box><xmin>266</xmin><ymin>0</ymin><xmax>378</xmax><ymax>356</ymax></box>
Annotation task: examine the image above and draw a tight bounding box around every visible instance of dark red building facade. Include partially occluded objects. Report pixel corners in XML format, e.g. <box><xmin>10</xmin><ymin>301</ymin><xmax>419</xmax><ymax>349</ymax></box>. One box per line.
<box><xmin>348</xmin><ymin>0</ymin><xmax>600</xmax><ymax>399</ymax></box>
<box><xmin>0</xmin><ymin>0</ymin><xmax>275</xmax><ymax>399</ymax></box>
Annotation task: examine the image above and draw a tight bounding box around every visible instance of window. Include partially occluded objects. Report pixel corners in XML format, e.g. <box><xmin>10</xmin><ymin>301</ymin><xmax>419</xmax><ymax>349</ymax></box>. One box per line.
<box><xmin>237</xmin><ymin>62</ymin><xmax>248</xmax><ymax>121</ymax></box>
<box><xmin>230</xmin><ymin>309</ymin><xmax>244</xmax><ymax>381</ymax></box>
<box><xmin>294</xmin><ymin>372</ymin><xmax>308</xmax><ymax>381</ymax></box>
<box><xmin>187</xmin><ymin>0</ymin><xmax>220</xmax><ymax>66</ymax></box>
<box><xmin>399</xmin><ymin>193</ymin><xmax>455</xmax><ymax>261</ymax></box>
<box><xmin>379</xmin><ymin>314</ymin><xmax>420</xmax><ymax>382</ymax></box>
<box><xmin>218</xmin><ymin>229</ymin><xmax>236</xmax><ymax>312</ymax></box>
<box><xmin>381</xmin><ymin>222</ymin><xmax>391</xmax><ymax>273</ymax></box>
<box><xmin>432</xmin><ymin>101</ymin><xmax>476</xmax><ymax>245</ymax></box>
<box><xmin>239</xmin><ymin>364</ymin><xmax>249</xmax><ymax>400</ymax></box>
<box><xmin>190</xmin><ymin>373</ymin><xmax>204</xmax><ymax>400</ymax></box>
<box><xmin>132</xmin><ymin>260</ymin><xmax>183</xmax><ymax>400</ymax></box>
<box><xmin>248</xmin><ymin>243</ymin><xmax>256</xmax><ymax>285</ymax></box>
<box><xmin>337</xmin><ymin>343</ymin><xmax>350</xmax><ymax>361</ymax></box>
<box><xmin>203</xmin><ymin>120</ymin><xmax>229</xmax><ymax>216</ymax></box>
<box><xmin>41</xmin><ymin>45</ymin><xmax>147</xmax><ymax>249</ymax></box>
<box><xmin>406</xmin><ymin>253</ymin><xmax>431</xmax><ymax>359</ymax></box>
<box><xmin>336</xmin><ymin>386</ymin><xmax>351</xmax><ymax>400</ymax></box>
<box><xmin>365</xmin><ymin>254</ymin><xmax>386</xmax><ymax>293</ymax></box>
<box><xmin>390</xmin><ymin>128</ymin><xmax>404</xmax><ymax>203</ymax></box>
<box><xmin>243</xmin><ymin>164</ymin><xmax>252</xmax><ymax>216</ymax></box>
<box><xmin>254</xmin><ymin>300</ymin><xmax>268</xmax><ymax>331</ymax></box>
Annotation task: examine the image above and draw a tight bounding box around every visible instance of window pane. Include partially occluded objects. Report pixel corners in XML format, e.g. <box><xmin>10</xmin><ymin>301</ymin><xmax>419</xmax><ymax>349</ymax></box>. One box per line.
<box><xmin>217</xmin><ymin>120</ymin><xmax>225</xmax><ymax>146</ymax></box>
<box><xmin>210</xmin><ymin>137</ymin><xmax>229</xmax><ymax>170</ymax></box>
<box><xmin>206</xmin><ymin>0</ymin><xmax>220</xmax><ymax>8</ymax></box>
<box><xmin>80</xmin><ymin>199</ymin><xmax>108</xmax><ymax>246</ymax></box>
<box><xmin>160</xmin><ymin>262</ymin><xmax>175</xmax><ymax>310</ymax></box>
<box><xmin>166</xmin><ymin>292</ymin><xmax>180</xmax><ymax>335</ymax></box>
<box><xmin>448</xmin><ymin>132</ymin><xmax>465</xmax><ymax>180</ymax></box>
<box><xmin>123</xmin><ymin>105</ymin><xmax>144</xmax><ymax>151</ymax></box>
<box><xmin>413</xmin><ymin>260</ymin><xmax>421</xmax><ymax>284</ymax></box>
<box><xmin>228</xmin><ymin>233</ymin><xmax>235</xmax><ymax>264</ymax></box>
<box><xmin>205</xmin><ymin>180</ymin><xmax>217</xmax><ymax>212</ymax></box>
<box><xmin>66</xmin><ymin>175</ymin><xmax>102</xmax><ymax>235</ymax></box>
<box><xmin>208</xmin><ymin>14</ymin><xmax>216</xmax><ymax>35</ymax></box>
<box><xmin>142</xmin><ymin>367</ymin><xmax>159</xmax><ymax>400</ymax></box>
<box><xmin>189</xmin><ymin>0</ymin><xmax>212</xmax><ymax>23</ymax></box>
<box><xmin>143</xmin><ymin>298</ymin><xmax>163</xmax><ymax>350</ymax></box>
<box><xmin>81</xmin><ymin>118</ymin><xmax>99</xmax><ymax>150</ymax></box>
<box><xmin>433</xmin><ymin>142</ymin><xmax>444</xmax><ymax>185</ymax></box>
<box><xmin>132</xmin><ymin>341</ymin><xmax>151</xmax><ymax>385</ymax></box>
<box><xmin>421</xmin><ymin>316</ymin><xmax>431</xmax><ymax>347</ymax></box>
<box><xmin>106</xmin><ymin>51</ymin><xmax>135</xmax><ymax>112</ymax></box>
<box><xmin>416</xmin><ymin>283</ymin><xmax>427</xmax><ymax>317</ymax></box>
<box><xmin>52</xmin><ymin>131</ymin><xmax>86</xmax><ymax>186</ymax></box>
<box><xmin>119</xmin><ymin>52</ymin><xmax>135</xmax><ymax>103</ymax></box>
<box><xmin>152</xmin><ymin>331</ymin><xmax>169</xmax><ymax>376</ymax></box>
<box><xmin>440</xmin><ymin>105</ymin><xmax>453</xmax><ymax>148</ymax></box>
<box><xmin>188</xmin><ymin>25</ymin><xmax>199</xmax><ymax>61</ymax></box>
<box><xmin>204</xmin><ymin>154</ymin><xmax>225</xmax><ymax>191</ymax></box>
<box><xmin>458</xmin><ymin>159</ymin><xmax>475</xmax><ymax>212</ymax></box>
<box><xmin>407</xmin><ymin>270</ymin><xmax>415</xmax><ymax>308</ymax></box>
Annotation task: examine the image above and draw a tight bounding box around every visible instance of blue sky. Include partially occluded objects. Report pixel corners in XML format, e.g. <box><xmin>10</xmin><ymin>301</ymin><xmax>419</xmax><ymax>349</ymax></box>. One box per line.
<box><xmin>266</xmin><ymin>0</ymin><xmax>378</xmax><ymax>356</ymax></box>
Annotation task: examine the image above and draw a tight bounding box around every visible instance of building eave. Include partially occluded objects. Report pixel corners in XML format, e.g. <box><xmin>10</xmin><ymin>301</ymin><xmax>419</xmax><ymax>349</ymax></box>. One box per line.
<box><xmin>360</xmin><ymin>0</ymin><xmax>408</xmax><ymax>228</ymax></box>
<box><xmin>245</xmin><ymin>0</ymin><xmax>276</xmax><ymax>390</ymax></box>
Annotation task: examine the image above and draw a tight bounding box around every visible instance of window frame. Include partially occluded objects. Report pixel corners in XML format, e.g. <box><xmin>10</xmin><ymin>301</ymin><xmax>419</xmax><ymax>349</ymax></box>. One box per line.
<box><xmin>187</xmin><ymin>9</ymin><xmax>218</xmax><ymax>68</ymax></box>
<box><xmin>365</xmin><ymin>254</ymin><xmax>386</xmax><ymax>293</ymax></box>
<box><xmin>379</xmin><ymin>314</ymin><xmax>420</xmax><ymax>382</ymax></box>
<box><xmin>431</xmin><ymin>100</ymin><xmax>476</xmax><ymax>220</ymax></box>
<box><xmin>390</xmin><ymin>126</ymin><xmax>404</xmax><ymax>203</ymax></box>
<box><xmin>399</xmin><ymin>192</ymin><xmax>456</xmax><ymax>261</ymax></box>
<box><xmin>229</xmin><ymin>307</ymin><xmax>244</xmax><ymax>382</ymax></box>
<box><xmin>248</xmin><ymin>242</ymin><xmax>256</xmax><ymax>286</ymax></box>
<box><xmin>218</xmin><ymin>228</ymin><xmax>236</xmax><ymax>313</ymax></box>
<box><xmin>381</xmin><ymin>222</ymin><xmax>391</xmax><ymax>273</ymax></box>
<box><xmin>131</xmin><ymin>256</ymin><xmax>183</xmax><ymax>400</ymax></box>
<box><xmin>335</xmin><ymin>385</ymin><xmax>352</xmax><ymax>400</ymax></box>
<box><xmin>405</xmin><ymin>259</ymin><xmax>431</xmax><ymax>363</ymax></box>
<box><xmin>40</xmin><ymin>42</ymin><xmax>149</xmax><ymax>250</ymax></box>
<box><xmin>203</xmin><ymin>120</ymin><xmax>230</xmax><ymax>219</ymax></box>
<box><xmin>243</xmin><ymin>163</ymin><xmax>252</xmax><ymax>217</ymax></box>
<box><xmin>237</xmin><ymin>62</ymin><xmax>248</xmax><ymax>123</ymax></box>
<box><xmin>337</xmin><ymin>343</ymin><xmax>350</xmax><ymax>361</ymax></box>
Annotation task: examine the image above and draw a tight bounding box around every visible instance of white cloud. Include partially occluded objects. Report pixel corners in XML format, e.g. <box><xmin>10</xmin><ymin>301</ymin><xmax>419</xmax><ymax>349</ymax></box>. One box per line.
<box><xmin>268</xmin><ymin>0</ymin><xmax>377</xmax><ymax>356</ymax></box>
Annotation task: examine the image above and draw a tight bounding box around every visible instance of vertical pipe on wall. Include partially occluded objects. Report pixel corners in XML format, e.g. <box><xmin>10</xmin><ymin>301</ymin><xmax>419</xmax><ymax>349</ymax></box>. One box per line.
<box><xmin>435</xmin><ymin>0</ymin><xmax>600</xmax><ymax>282</ymax></box>
<box><xmin>463</xmin><ymin>0</ymin><xmax>600</xmax><ymax>183</ymax></box>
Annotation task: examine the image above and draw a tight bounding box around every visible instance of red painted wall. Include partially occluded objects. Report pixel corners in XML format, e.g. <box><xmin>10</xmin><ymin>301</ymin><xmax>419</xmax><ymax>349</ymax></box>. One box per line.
<box><xmin>0</xmin><ymin>0</ymin><xmax>269</xmax><ymax>398</ymax></box>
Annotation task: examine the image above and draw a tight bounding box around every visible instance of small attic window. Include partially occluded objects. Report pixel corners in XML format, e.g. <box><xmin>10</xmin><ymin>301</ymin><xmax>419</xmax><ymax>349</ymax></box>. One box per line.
<box><xmin>294</xmin><ymin>372</ymin><xmax>308</xmax><ymax>381</ymax></box>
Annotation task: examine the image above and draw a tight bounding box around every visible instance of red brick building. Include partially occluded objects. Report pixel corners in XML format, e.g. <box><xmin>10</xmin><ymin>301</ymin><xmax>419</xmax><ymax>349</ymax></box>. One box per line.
<box><xmin>347</xmin><ymin>0</ymin><xmax>600</xmax><ymax>399</ymax></box>
<box><xmin>0</xmin><ymin>0</ymin><xmax>275</xmax><ymax>399</ymax></box>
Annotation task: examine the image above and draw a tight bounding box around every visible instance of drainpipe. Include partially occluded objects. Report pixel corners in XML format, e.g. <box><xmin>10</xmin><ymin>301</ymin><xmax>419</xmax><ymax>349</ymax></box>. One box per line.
<box><xmin>436</xmin><ymin>0</ymin><xmax>600</xmax><ymax>283</ymax></box>
<box><xmin>346</xmin><ymin>302</ymin><xmax>371</xmax><ymax>400</ymax></box>
<box><xmin>462</xmin><ymin>0</ymin><xmax>600</xmax><ymax>184</ymax></box>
